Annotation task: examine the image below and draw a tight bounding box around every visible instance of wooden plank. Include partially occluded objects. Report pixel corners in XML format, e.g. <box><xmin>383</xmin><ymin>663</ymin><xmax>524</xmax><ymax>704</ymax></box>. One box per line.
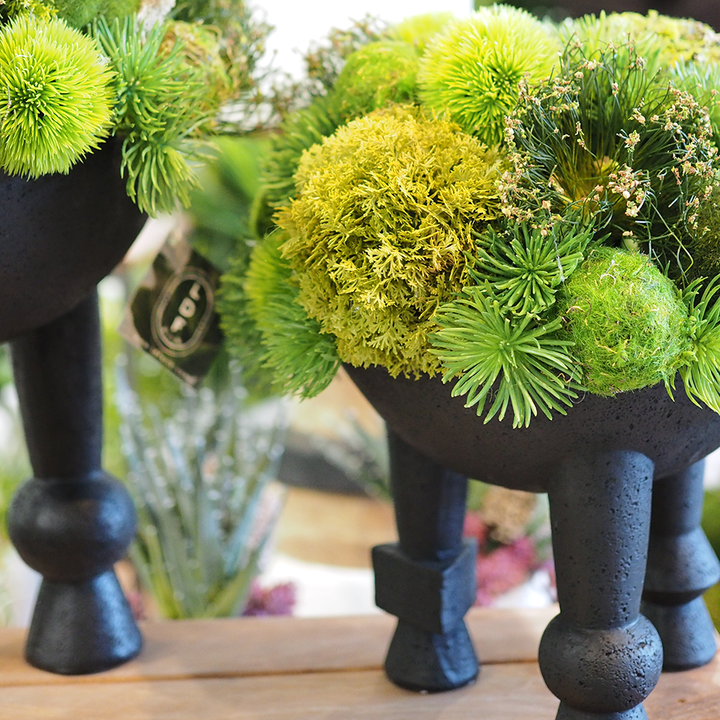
<box><xmin>0</xmin><ymin>606</ymin><xmax>557</xmax><ymax>686</ymax></box>
<box><xmin>0</xmin><ymin>660</ymin><xmax>717</xmax><ymax>720</ymax></box>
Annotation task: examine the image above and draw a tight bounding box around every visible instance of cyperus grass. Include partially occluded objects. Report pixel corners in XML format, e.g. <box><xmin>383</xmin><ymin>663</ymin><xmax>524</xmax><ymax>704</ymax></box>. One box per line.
<box><xmin>0</xmin><ymin>15</ymin><xmax>115</xmax><ymax>177</ymax></box>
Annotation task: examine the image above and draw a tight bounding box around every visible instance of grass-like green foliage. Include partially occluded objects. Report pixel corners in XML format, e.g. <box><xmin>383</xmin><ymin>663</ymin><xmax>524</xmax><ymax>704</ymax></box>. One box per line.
<box><xmin>680</xmin><ymin>278</ymin><xmax>720</xmax><ymax>413</ymax></box>
<box><xmin>671</xmin><ymin>61</ymin><xmax>720</xmax><ymax>144</ymax></box>
<box><xmin>0</xmin><ymin>15</ymin><xmax>114</xmax><ymax>177</ymax></box>
<box><xmin>503</xmin><ymin>43</ymin><xmax>717</xmax><ymax>277</ymax></box>
<box><xmin>469</xmin><ymin>220</ymin><xmax>595</xmax><ymax>315</ymax></box>
<box><xmin>685</xmin><ymin>182</ymin><xmax>720</xmax><ymax>281</ymax></box>
<box><xmin>564</xmin><ymin>11</ymin><xmax>720</xmax><ymax>71</ymax></box>
<box><xmin>93</xmin><ymin>17</ymin><xmax>213</xmax><ymax>215</ymax></box>
<box><xmin>418</xmin><ymin>4</ymin><xmax>559</xmax><ymax>146</ymax></box>
<box><xmin>559</xmin><ymin>248</ymin><xmax>690</xmax><ymax>395</ymax></box>
<box><xmin>0</xmin><ymin>0</ymin><xmax>56</xmax><ymax>23</ymax></box>
<box><xmin>54</xmin><ymin>0</ymin><xmax>139</xmax><ymax>28</ymax></box>
<box><xmin>390</xmin><ymin>12</ymin><xmax>454</xmax><ymax>54</ymax></box>
<box><xmin>332</xmin><ymin>41</ymin><xmax>420</xmax><ymax>121</ymax></box>
<box><xmin>260</xmin><ymin>94</ymin><xmax>342</xmax><ymax>211</ymax></box>
<box><xmin>278</xmin><ymin>106</ymin><xmax>505</xmax><ymax>379</ymax></box>
<box><xmin>431</xmin><ymin>290</ymin><xmax>581</xmax><ymax>427</ymax></box>
<box><xmin>219</xmin><ymin>231</ymin><xmax>341</xmax><ymax>399</ymax></box>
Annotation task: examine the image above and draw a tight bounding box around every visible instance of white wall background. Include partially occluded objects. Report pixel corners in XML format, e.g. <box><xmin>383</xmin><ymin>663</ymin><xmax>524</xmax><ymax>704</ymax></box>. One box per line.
<box><xmin>255</xmin><ymin>0</ymin><xmax>474</xmax><ymax>79</ymax></box>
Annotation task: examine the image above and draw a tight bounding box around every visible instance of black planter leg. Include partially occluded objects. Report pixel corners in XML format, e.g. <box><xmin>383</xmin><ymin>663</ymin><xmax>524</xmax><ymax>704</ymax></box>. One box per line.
<box><xmin>641</xmin><ymin>460</ymin><xmax>720</xmax><ymax>671</ymax></box>
<box><xmin>7</xmin><ymin>290</ymin><xmax>142</xmax><ymax>675</ymax></box>
<box><xmin>539</xmin><ymin>451</ymin><xmax>663</xmax><ymax>720</ymax></box>
<box><xmin>372</xmin><ymin>429</ymin><xmax>478</xmax><ymax>692</ymax></box>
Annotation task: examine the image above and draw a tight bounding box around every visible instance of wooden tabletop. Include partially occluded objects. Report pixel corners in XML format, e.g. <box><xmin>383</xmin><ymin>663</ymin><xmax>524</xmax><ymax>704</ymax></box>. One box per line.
<box><xmin>0</xmin><ymin>606</ymin><xmax>717</xmax><ymax>719</ymax></box>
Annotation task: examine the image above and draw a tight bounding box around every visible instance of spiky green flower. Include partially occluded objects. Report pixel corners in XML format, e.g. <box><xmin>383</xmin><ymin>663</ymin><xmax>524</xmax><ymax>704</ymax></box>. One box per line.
<box><xmin>93</xmin><ymin>17</ymin><xmax>212</xmax><ymax>215</ymax></box>
<box><xmin>0</xmin><ymin>15</ymin><xmax>114</xmax><ymax>177</ymax></box>
<box><xmin>418</xmin><ymin>5</ymin><xmax>559</xmax><ymax>146</ymax></box>
<box><xmin>559</xmin><ymin>248</ymin><xmax>690</xmax><ymax>395</ymax></box>
<box><xmin>469</xmin><ymin>220</ymin><xmax>594</xmax><ymax>315</ymax></box>
<box><xmin>278</xmin><ymin>105</ymin><xmax>505</xmax><ymax>379</ymax></box>
<box><xmin>332</xmin><ymin>40</ymin><xmax>419</xmax><ymax>120</ymax></box>
<box><xmin>220</xmin><ymin>230</ymin><xmax>340</xmax><ymax>399</ymax></box>
<box><xmin>390</xmin><ymin>12</ymin><xmax>454</xmax><ymax>53</ymax></box>
<box><xmin>431</xmin><ymin>290</ymin><xmax>580</xmax><ymax>428</ymax></box>
<box><xmin>681</xmin><ymin>278</ymin><xmax>720</xmax><ymax>413</ymax></box>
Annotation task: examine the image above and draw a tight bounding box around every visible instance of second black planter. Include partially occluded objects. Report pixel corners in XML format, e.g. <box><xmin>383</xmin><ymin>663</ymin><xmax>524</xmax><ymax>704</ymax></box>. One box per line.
<box><xmin>346</xmin><ymin>365</ymin><xmax>720</xmax><ymax>719</ymax></box>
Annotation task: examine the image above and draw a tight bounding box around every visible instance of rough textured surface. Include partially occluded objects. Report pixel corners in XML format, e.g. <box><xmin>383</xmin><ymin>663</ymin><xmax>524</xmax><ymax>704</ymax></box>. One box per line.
<box><xmin>344</xmin><ymin>366</ymin><xmax>720</xmax><ymax>492</ymax></box>
<box><xmin>0</xmin><ymin>138</ymin><xmax>145</xmax><ymax>344</ymax></box>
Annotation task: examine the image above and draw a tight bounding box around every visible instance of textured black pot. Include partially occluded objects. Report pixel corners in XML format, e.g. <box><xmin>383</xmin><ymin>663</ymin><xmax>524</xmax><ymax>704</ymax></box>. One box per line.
<box><xmin>2</xmin><ymin>140</ymin><xmax>147</xmax><ymax>674</ymax></box>
<box><xmin>345</xmin><ymin>365</ymin><xmax>720</xmax><ymax>719</ymax></box>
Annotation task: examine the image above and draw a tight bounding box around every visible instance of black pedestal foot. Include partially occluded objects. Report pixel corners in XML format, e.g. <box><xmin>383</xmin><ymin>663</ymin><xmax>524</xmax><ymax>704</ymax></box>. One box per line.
<box><xmin>385</xmin><ymin>619</ymin><xmax>478</xmax><ymax>692</ymax></box>
<box><xmin>556</xmin><ymin>704</ymin><xmax>649</xmax><ymax>720</ymax></box>
<box><xmin>540</xmin><ymin>451</ymin><xmax>662</xmax><ymax>719</ymax></box>
<box><xmin>8</xmin><ymin>292</ymin><xmax>142</xmax><ymax>674</ymax></box>
<box><xmin>641</xmin><ymin>596</ymin><xmax>717</xmax><ymax>671</ymax></box>
<box><xmin>27</xmin><ymin>570</ymin><xmax>142</xmax><ymax>675</ymax></box>
<box><xmin>643</xmin><ymin>461</ymin><xmax>720</xmax><ymax>671</ymax></box>
<box><xmin>375</xmin><ymin>430</ymin><xmax>478</xmax><ymax>692</ymax></box>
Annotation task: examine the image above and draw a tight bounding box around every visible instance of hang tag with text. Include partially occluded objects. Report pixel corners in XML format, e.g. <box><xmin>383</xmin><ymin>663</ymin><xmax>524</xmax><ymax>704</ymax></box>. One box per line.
<box><xmin>121</xmin><ymin>237</ymin><xmax>224</xmax><ymax>386</ymax></box>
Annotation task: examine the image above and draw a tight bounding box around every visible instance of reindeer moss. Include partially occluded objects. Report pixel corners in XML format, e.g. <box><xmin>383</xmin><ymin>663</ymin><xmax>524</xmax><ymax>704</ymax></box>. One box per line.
<box><xmin>333</xmin><ymin>40</ymin><xmax>419</xmax><ymax>120</ymax></box>
<box><xmin>278</xmin><ymin>106</ymin><xmax>505</xmax><ymax>378</ymax></box>
<box><xmin>560</xmin><ymin>248</ymin><xmax>690</xmax><ymax>395</ymax></box>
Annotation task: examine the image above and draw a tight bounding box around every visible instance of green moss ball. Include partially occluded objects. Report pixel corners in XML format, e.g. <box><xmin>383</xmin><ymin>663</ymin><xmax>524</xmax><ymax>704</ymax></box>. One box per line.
<box><xmin>332</xmin><ymin>41</ymin><xmax>420</xmax><ymax>121</ymax></box>
<box><xmin>418</xmin><ymin>5</ymin><xmax>559</xmax><ymax>146</ymax></box>
<box><xmin>560</xmin><ymin>248</ymin><xmax>690</xmax><ymax>395</ymax></box>
<box><xmin>278</xmin><ymin>105</ymin><xmax>505</xmax><ymax>378</ymax></box>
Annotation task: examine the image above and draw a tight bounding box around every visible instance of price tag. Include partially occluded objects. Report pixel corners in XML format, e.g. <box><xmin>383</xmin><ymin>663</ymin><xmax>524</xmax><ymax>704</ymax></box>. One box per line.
<box><xmin>120</xmin><ymin>237</ymin><xmax>223</xmax><ymax>386</ymax></box>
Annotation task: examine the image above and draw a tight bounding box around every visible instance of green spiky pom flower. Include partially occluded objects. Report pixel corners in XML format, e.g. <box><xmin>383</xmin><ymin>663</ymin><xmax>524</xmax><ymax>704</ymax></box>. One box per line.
<box><xmin>390</xmin><ymin>12</ymin><xmax>454</xmax><ymax>53</ymax></box>
<box><xmin>418</xmin><ymin>5</ymin><xmax>559</xmax><ymax>145</ymax></box>
<box><xmin>0</xmin><ymin>15</ymin><xmax>114</xmax><ymax>177</ymax></box>
<box><xmin>278</xmin><ymin>105</ymin><xmax>505</xmax><ymax>379</ymax></box>
<box><xmin>219</xmin><ymin>230</ymin><xmax>340</xmax><ymax>399</ymax></box>
<box><xmin>431</xmin><ymin>290</ymin><xmax>581</xmax><ymax>428</ymax></box>
<box><xmin>559</xmin><ymin>248</ymin><xmax>690</xmax><ymax>395</ymax></box>
<box><xmin>332</xmin><ymin>40</ymin><xmax>420</xmax><ymax>121</ymax></box>
<box><xmin>469</xmin><ymin>219</ymin><xmax>595</xmax><ymax>316</ymax></box>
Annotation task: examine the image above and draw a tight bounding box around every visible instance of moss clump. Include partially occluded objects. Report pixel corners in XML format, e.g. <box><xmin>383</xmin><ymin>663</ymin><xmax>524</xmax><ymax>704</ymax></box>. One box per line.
<box><xmin>418</xmin><ymin>5</ymin><xmax>559</xmax><ymax>146</ymax></box>
<box><xmin>0</xmin><ymin>15</ymin><xmax>114</xmax><ymax>177</ymax></box>
<box><xmin>278</xmin><ymin>105</ymin><xmax>505</xmax><ymax>378</ymax></box>
<box><xmin>560</xmin><ymin>248</ymin><xmax>690</xmax><ymax>395</ymax></box>
<box><xmin>55</xmin><ymin>0</ymin><xmax>140</xmax><ymax>28</ymax></box>
<box><xmin>333</xmin><ymin>40</ymin><xmax>419</xmax><ymax>120</ymax></box>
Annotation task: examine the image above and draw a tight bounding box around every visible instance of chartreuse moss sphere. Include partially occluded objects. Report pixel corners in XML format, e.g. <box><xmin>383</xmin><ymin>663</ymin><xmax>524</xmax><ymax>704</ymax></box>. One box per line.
<box><xmin>418</xmin><ymin>5</ymin><xmax>559</xmax><ymax>146</ymax></box>
<box><xmin>54</xmin><ymin>0</ymin><xmax>140</xmax><ymax>28</ymax></box>
<box><xmin>332</xmin><ymin>41</ymin><xmax>420</xmax><ymax>120</ymax></box>
<box><xmin>559</xmin><ymin>248</ymin><xmax>691</xmax><ymax>395</ymax></box>
<box><xmin>278</xmin><ymin>106</ymin><xmax>505</xmax><ymax>378</ymax></box>
<box><xmin>0</xmin><ymin>15</ymin><xmax>114</xmax><ymax>177</ymax></box>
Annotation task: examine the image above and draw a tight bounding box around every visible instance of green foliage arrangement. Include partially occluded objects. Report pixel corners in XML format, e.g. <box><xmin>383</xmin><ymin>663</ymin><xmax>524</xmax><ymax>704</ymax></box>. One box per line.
<box><xmin>0</xmin><ymin>0</ymin><xmax>270</xmax><ymax>215</ymax></box>
<box><xmin>218</xmin><ymin>5</ymin><xmax>720</xmax><ymax>428</ymax></box>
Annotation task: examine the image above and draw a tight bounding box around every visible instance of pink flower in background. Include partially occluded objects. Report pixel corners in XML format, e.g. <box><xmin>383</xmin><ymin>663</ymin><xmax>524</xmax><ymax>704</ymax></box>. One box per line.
<box><xmin>243</xmin><ymin>581</ymin><xmax>297</xmax><ymax>616</ymax></box>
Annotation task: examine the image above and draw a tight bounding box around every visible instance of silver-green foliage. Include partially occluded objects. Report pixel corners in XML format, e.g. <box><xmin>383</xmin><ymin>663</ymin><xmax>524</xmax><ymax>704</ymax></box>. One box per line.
<box><xmin>116</xmin><ymin>360</ymin><xmax>287</xmax><ymax>619</ymax></box>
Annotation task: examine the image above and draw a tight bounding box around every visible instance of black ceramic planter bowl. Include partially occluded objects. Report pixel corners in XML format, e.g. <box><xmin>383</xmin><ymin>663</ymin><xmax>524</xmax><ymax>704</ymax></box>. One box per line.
<box><xmin>345</xmin><ymin>365</ymin><xmax>720</xmax><ymax>720</ymax></box>
<box><xmin>0</xmin><ymin>140</ymin><xmax>147</xmax><ymax>674</ymax></box>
